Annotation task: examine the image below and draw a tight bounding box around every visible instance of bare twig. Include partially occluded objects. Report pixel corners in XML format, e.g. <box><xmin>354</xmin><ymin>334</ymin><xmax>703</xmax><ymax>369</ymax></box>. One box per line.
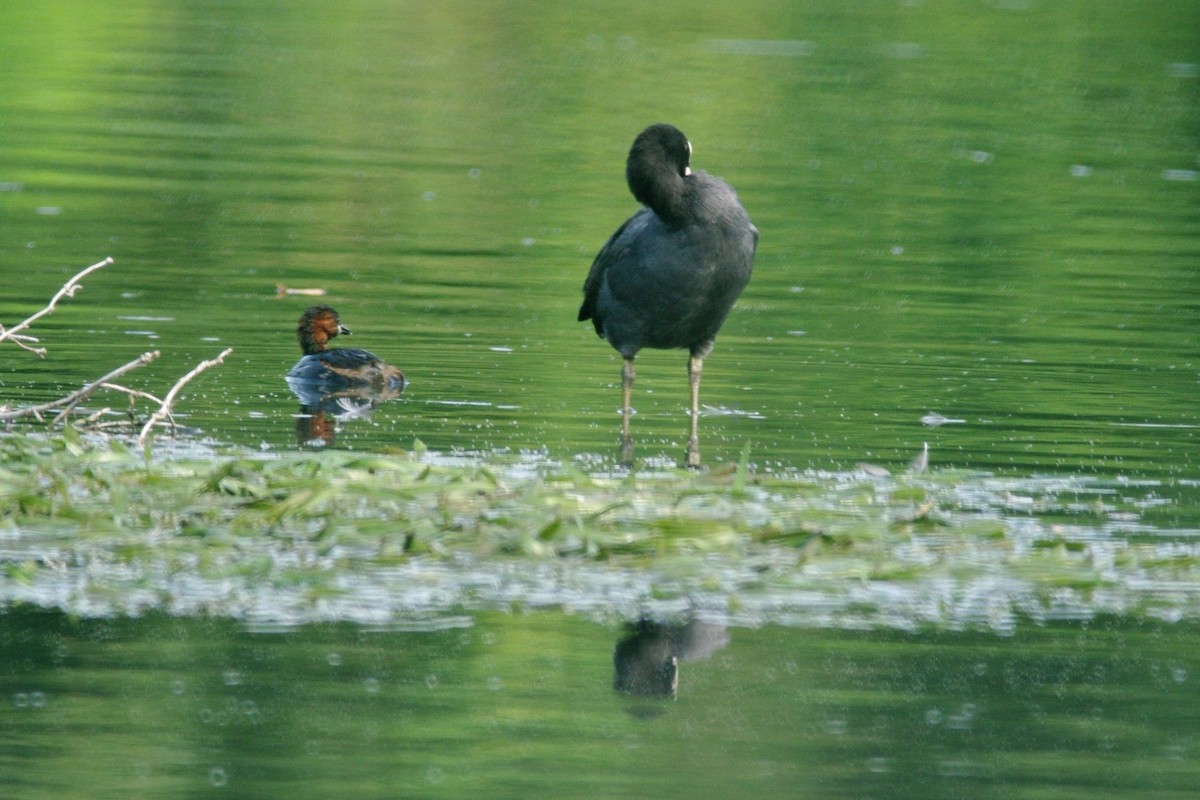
<box><xmin>81</xmin><ymin>408</ymin><xmax>113</xmax><ymax>425</ymax></box>
<box><xmin>47</xmin><ymin>352</ymin><xmax>163</xmax><ymax>427</ymax></box>
<box><xmin>0</xmin><ymin>256</ymin><xmax>114</xmax><ymax>357</ymax></box>
<box><xmin>0</xmin><ymin>331</ymin><xmax>41</xmax><ymax>347</ymax></box>
<box><xmin>0</xmin><ymin>331</ymin><xmax>46</xmax><ymax>356</ymax></box>
<box><xmin>98</xmin><ymin>382</ymin><xmax>165</xmax><ymax>406</ymax></box>
<box><xmin>0</xmin><ymin>350</ymin><xmax>161</xmax><ymax>423</ymax></box>
<box><xmin>137</xmin><ymin>347</ymin><xmax>233</xmax><ymax>448</ymax></box>
<box><xmin>276</xmin><ymin>283</ymin><xmax>327</xmax><ymax>298</ymax></box>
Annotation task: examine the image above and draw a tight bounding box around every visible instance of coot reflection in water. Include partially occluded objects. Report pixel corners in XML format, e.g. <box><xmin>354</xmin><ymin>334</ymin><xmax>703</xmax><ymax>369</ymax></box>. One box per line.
<box><xmin>579</xmin><ymin>124</ymin><xmax>757</xmax><ymax>468</ymax></box>
<box><xmin>285</xmin><ymin>305</ymin><xmax>407</xmax><ymax>447</ymax></box>
<box><xmin>613</xmin><ymin>618</ymin><xmax>729</xmax><ymax>699</ymax></box>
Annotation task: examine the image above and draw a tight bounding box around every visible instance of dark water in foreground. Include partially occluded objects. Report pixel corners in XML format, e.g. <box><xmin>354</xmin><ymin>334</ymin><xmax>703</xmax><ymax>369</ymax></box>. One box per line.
<box><xmin>1</xmin><ymin>1</ymin><xmax>1199</xmax><ymax>797</ymax></box>
<box><xmin>3</xmin><ymin>608</ymin><xmax>1198</xmax><ymax>800</ymax></box>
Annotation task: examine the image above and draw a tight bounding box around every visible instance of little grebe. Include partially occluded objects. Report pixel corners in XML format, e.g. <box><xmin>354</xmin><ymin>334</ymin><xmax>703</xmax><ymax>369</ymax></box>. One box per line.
<box><xmin>286</xmin><ymin>304</ymin><xmax>406</xmax><ymax>392</ymax></box>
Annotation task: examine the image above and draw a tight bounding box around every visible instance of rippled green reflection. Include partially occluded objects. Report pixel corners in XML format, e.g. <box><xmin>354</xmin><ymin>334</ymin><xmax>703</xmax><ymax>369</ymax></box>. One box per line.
<box><xmin>1</xmin><ymin>2</ymin><xmax>1198</xmax><ymax>796</ymax></box>
<box><xmin>3</xmin><ymin>609</ymin><xmax>1198</xmax><ymax>799</ymax></box>
<box><xmin>1</xmin><ymin>0</ymin><xmax>1196</xmax><ymax>478</ymax></box>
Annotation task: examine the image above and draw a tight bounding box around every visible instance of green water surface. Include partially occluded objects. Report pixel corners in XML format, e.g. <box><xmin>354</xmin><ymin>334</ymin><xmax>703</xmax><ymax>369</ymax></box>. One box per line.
<box><xmin>1</xmin><ymin>1</ymin><xmax>1199</xmax><ymax>797</ymax></box>
<box><xmin>1</xmin><ymin>0</ymin><xmax>1195</xmax><ymax>476</ymax></box>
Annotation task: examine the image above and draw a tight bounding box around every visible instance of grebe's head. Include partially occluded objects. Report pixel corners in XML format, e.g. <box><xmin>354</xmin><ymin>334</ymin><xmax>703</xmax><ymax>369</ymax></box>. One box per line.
<box><xmin>297</xmin><ymin>304</ymin><xmax>351</xmax><ymax>354</ymax></box>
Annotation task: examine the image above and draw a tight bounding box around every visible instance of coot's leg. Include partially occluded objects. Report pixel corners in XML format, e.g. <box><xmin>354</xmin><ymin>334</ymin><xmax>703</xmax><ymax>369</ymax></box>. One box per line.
<box><xmin>686</xmin><ymin>355</ymin><xmax>703</xmax><ymax>468</ymax></box>
<box><xmin>621</xmin><ymin>357</ymin><xmax>636</xmax><ymax>466</ymax></box>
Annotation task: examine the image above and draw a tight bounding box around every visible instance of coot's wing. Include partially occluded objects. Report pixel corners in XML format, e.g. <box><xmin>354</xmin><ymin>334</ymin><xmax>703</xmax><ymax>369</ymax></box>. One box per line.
<box><xmin>578</xmin><ymin>208</ymin><xmax>651</xmax><ymax>328</ymax></box>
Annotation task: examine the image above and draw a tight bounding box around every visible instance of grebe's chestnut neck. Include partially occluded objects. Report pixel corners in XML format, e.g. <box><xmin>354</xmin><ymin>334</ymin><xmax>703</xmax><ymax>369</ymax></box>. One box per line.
<box><xmin>297</xmin><ymin>304</ymin><xmax>351</xmax><ymax>355</ymax></box>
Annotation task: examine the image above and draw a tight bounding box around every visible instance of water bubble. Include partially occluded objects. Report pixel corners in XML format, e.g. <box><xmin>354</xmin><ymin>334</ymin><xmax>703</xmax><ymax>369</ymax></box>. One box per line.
<box><xmin>486</xmin><ymin>675</ymin><xmax>504</xmax><ymax>692</ymax></box>
<box><xmin>1162</xmin><ymin>742</ymin><xmax>1188</xmax><ymax>761</ymax></box>
<box><xmin>1171</xmin><ymin>665</ymin><xmax>1188</xmax><ymax>684</ymax></box>
<box><xmin>936</xmin><ymin>758</ymin><xmax>978</xmax><ymax>777</ymax></box>
<box><xmin>947</xmin><ymin>703</ymin><xmax>975</xmax><ymax>730</ymax></box>
<box><xmin>325</xmin><ymin>652</ymin><xmax>343</xmax><ymax>667</ymax></box>
<box><xmin>208</xmin><ymin>767</ymin><xmax>228</xmax><ymax>787</ymax></box>
<box><xmin>363</xmin><ymin>677</ymin><xmax>381</xmax><ymax>694</ymax></box>
<box><xmin>468</xmin><ymin>168</ymin><xmax>482</xmax><ymax>179</ymax></box>
<box><xmin>822</xmin><ymin>716</ymin><xmax>848</xmax><ymax>736</ymax></box>
<box><xmin>707</xmin><ymin>39</ymin><xmax>814</xmax><ymax>57</ymax></box>
<box><xmin>425</xmin><ymin>674</ymin><xmax>439</xmax><ymax>689</ymax></box>
<box><xmin>425</xmin><ymin>766</ymin><xmax>446</xmax><ymax>784</ymax></box>
<box><xmin>29</xmin><ymin>691</ymin><xmax>46</xmax><ymax>708</ymax></box>
<box><xmin>1070</xmin><ymin>164</ymin><xmax>1093</xmax><ymax>178</ymax></box>
<box><xmin>222</xmin><ymin>670</ymin><xmax>242</xmax><ymax>686</ymax></box>
<box><xmin>921</xmin><ymin>411</ymin><xmax>965</xmax><ymax>426</ymax></box>
<box><xmin>12</xmin><ymin>693</ymin><xmax>28</xmax><ymax>708</ymax></box>
<box><xmin>170</xmin><ymin>679</ymin><xmax>186</xmax><ymax>695</ymax></box>
<box><xmin>884</xmin><ymin>42</ymin><xmax>925</xmax><ymax>59</ymax></box>
<box><xmin>422</xmin><ymin>190</ymin><xmax>437</xmax><ymax>201</ymax></box>
<box><xmin>925</xmin><ymin>707</ymin><xmax>943</xmax><ymax>726</ymax></box>
<box><xmin>866</xmin><ymin>756</ymin><xmax>892</xmax><ymax>773</ymax></box>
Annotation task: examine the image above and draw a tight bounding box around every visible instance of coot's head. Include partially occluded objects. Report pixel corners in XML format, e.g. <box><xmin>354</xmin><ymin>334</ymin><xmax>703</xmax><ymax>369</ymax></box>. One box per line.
<box><xmin>626</xmin><ymin>124</ymin><xmax>692</xmax><ymax>222</ymax></box>
<box><xmin>297</xmin><ymin>304</ymin><xmax>351</xmax><ymax>354</ymax></box>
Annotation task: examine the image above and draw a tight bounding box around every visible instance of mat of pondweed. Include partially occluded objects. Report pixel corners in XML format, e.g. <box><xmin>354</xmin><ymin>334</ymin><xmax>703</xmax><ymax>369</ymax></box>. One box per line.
<box><xmin>3</xmin><ymin>433</ymin><xmax>1197</xmax><ymax>630</ymax></box>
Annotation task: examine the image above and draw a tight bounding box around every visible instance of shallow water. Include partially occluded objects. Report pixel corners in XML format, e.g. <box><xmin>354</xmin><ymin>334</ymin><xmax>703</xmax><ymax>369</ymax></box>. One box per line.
<box><xmin>1</xmin><ymin>1</ymin><xmax>1199</xmax><ymax>796</ymax></box>
<box><xmin>3</xmin><ymin>608</ymin><xmax>1198</xmax><ymax>799</ymax></box>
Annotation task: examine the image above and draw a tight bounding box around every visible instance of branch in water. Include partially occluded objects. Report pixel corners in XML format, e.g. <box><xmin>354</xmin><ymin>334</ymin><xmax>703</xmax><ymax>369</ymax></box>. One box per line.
<box><xmin>0</xmin><ymin>350</ymin><xmax>161</xmax><ymax>423</ymax></box>
<box><xmin>0</xmin><ymin>256</ymin><xmax>115</xmax><ymax>357</ymax></box>
<box><xmin>137</xmin><ymin>347</ymin><xmax>234</xmax><ymax>448</ymax></box>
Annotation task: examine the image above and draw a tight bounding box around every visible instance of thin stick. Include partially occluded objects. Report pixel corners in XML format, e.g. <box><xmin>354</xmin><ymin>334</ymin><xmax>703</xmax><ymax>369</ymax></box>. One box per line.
<box><xmin>137</xmin><ymin>347</ymin><xmax>233</xmax><ymax>448</ymax></box>
<box><xmin>0</xmin><ymin>331</ymin><xmax>46</xmax><ymax>356</ymax></box>
<box><xmin>80</xmin><ymin>408</ymin><xmax>113</xmax><ymax>425</ymax></box>
<box><xmin>0</xmin><ymin>257</ymin><xmax>114</xmax><ymax>357</ymax></box>
<box><xmin>47</xmin><ymin>352</ymin><xmax>164</xmax><ymax>427</ymax></box>
<box><xmin>0</xmin><ymin>350</ymin><xmax>161</xmax><ymax>423</ymax></box>
<box><xmin>98</xmin><ymin>383</ymin><xmax>165</xmax><ymax>406</ymax></box>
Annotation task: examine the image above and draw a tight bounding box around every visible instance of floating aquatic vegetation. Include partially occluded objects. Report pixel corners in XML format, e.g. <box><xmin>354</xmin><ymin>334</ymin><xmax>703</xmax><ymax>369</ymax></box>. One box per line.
<box><xmin>0</xmin><ymin>432</ymin><xmax>1197</xmax><ymax>630</ymax></box>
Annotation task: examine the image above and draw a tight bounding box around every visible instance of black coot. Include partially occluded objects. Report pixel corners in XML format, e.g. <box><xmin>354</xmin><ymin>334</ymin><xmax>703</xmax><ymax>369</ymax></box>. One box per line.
<box><xmin>578</xmin><ymin>124</ymin><xmax>757</xmax><ymax>467</ymax></box>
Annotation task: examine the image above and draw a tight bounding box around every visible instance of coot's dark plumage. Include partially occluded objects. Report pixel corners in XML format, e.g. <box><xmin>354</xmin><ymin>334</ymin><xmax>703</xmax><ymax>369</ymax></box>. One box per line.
<box><xmin>286</xmin><ymin>305</ymin><xmax>406</xmax><ymax>393</ymax></box>
<box><xmin>579</xmin><ymin>124</ymin><xmax>757</xmax><ymax>467</ymax></box>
